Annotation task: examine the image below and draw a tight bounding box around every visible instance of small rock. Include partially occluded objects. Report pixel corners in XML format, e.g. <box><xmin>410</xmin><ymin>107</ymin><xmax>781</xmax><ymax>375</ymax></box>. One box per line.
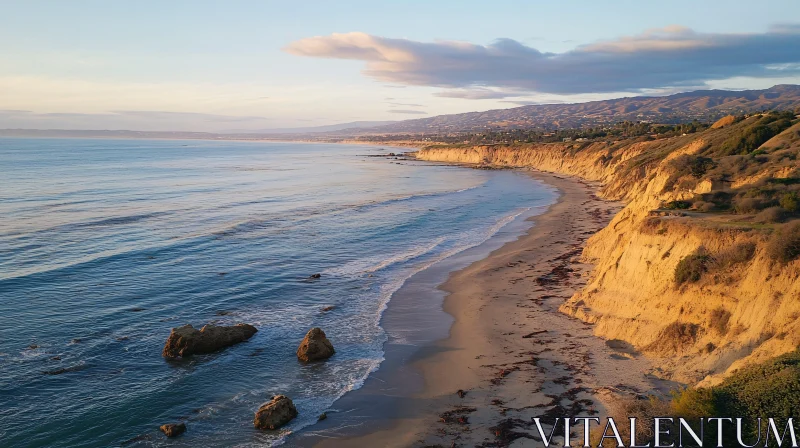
<box><xmin>159</xmin><ymin>423</ymin><xmax>186</xmax><ymax>438</ymax></box>
<box><xmin>321</xmin><ymin>306</ymin><xmax>335</xmax><ymax>312</ymax></box>
<box><xmin>309</xmin><ymin>273</ymin><xmax>321</xmax><ymax>279</ymax></box>
<box><xmin>27</xmin><ymin>344</ymin><xmax>39</xmax><ymax>350</ymax></box>
<box><xmin>296</xmin><ymin>328</ymin><xmax>335</xmax><ymax>362</ymax></box>
<box><xmin>254</xmin><ymin>395</ymin><xmax>298</xmax><ymax>430</ymax></box>
<box><xmin>457</xmin><ymin>389</ymin><xmax>467</xmax><ymax>398</ymax></box>
<box><xmin>318</xmin><ymin>412</ymin><xmax>327</xmax><ymax>421</ymax></box>
<box><xmin>215</xmin><ymin>310</ymin><xmax>232</xmax><ymax>316</ymax></box>
<box><xmin>70</xmin><ymin>338</ymin><xmax>82</xmax><ymax>344</ymax></box>
<box><xmin>162</xmin><ymin>323</ymin><xmax>258</xmax><ymax>358</ymax></box>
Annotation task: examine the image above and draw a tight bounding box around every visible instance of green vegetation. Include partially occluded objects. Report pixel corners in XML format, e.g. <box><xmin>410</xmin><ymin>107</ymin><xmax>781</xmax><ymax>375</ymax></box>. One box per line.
<box><xmin>350</xmin><ymin>120</ymin><xmax>712</xmax><ymax>146</ymax></box>
<box><xmin>717</xmin><ymin>112</ymin><xmax>796</xmax><ymax>156</ymax></box>
<box><xmin>660</xmin><ymin>112</ymin><xmax>800</xmax><ymax>218</ymax></box>
<box><xmin>675</xmin><ymin>250</ymin><xmax>711</xmax><ymax>285</ymax></box>
<box><xmin>669</xmin><ymin>155</ymin><xmax>716</xmax><ymax>179</ymax></box>
<box><xmin>610</xmin><ymin>350</ymin><xmax>800</xmax><ymax>446</ymax></box>
<box><xmin>664</xmin><ymin>200</ymin><xmax>693</xmax><ymax>210</ymax></box>
<box><xmin>673</xmin><ymin>349</ymin><xmax>800</xmax><ymax>446</ymax></box>
<box><xmin>675</xmin><ymin>241</ymin><xmax>756</xmax><ymax>285</ymax></box>
<box><xmin>780</xmin><ymin>192</ymin><xmax>799</xmax><ymax>212</ymax></box>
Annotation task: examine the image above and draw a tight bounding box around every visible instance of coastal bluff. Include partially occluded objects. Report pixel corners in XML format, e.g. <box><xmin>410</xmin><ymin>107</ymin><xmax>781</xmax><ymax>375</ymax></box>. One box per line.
<box><xmin>414</xmin><ymin>119</ymin><xmax>800</xmax><ymax>386</ymax></box>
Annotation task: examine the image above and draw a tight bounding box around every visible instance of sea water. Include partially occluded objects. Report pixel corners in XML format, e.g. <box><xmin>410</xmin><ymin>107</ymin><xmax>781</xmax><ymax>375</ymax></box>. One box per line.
<box><xmin>0</xmin><ymin>138</ymin><xmax>556</xmax><ymax>447</ymax></box>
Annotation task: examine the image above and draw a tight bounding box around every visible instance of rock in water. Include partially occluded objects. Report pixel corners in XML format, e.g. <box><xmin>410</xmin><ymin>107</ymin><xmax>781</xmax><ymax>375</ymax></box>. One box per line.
<box><xmin>296</xmin><ymin>327</ymin><xmax>335</xmax><ymax>362</ymax></box>
<box><xmin>162</xmin><ymin>323</ymin><xmax>257</xmax><ymax>358</ymax></box>
<box><xmin>159</xmin><ymin>423</ymin><xmax>186</xmax><ymax>437</ymax></box>
<box><xmin>253</xmin><ymin>395</ymin><xmax>298</xmax><ymax>430</ymax></box>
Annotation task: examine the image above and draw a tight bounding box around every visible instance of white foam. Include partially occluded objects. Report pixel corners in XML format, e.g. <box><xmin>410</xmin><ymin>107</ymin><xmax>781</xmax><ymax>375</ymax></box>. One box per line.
<box><xmin>322</xmin><ymin>237</ymin><xmax>446</xmax><ymax>277</ymax></box>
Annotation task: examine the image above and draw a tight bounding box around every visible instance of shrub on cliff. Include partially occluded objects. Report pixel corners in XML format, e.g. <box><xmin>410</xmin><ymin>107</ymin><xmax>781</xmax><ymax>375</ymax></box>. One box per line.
<box><xmin>665</xmin><ymin>200</ymin><xmax>692</xmax><ymax>210</ymax></box>
<box><xmin>708</xmin><ymin>308</ymin><xmax>732</xmax><ymax>335</ymax></box>
<box><xmin>651</xmin><ymin>350</ymin><xmax>800</xmax><ymax>447</ymax></box>
<box><xmin>780</xmin><ymin>192</ymin><xmax>799</xmax><ymax>212</ymax></box>
<box><xmin>756</xmin><ymin>206</ymin><xmax>788</xmax><ymax>223</ymax></box>
<box><xmin>709</xmin><ymin>241</ymin><xmax>756</xmax><ymax>270</ymax></box>
<box><xmin>670</xmin><ymin>387</ymin><xmax>717</xmax><ymax>418</ymax></box>
<box><xmin>675</xmin><ymin>250</ymin><xmax>711</xmax><ymax>284</ymax></box>
<box><xmin>734</xmin><ymin>196</ymin><xmax>764</xmax><ymax>213</ymax></box>
<box><xmin>693</xmin><ymin>201</ymin><xmax>716</xmax><ymax>212</ymax></box>
<box><xmin>715</xmin><ymin>349</ymin><xmax>800</xmax><ymax>420</ymax></box>
<box><xmin>767</xmin><ymin>221</ymin><xmax>800</xmax><ymax>264</ymax></box>
<box><xmin>664</xmin><ymin>155</ymin><xmax>716</xmax><ymax>191</ymax></box>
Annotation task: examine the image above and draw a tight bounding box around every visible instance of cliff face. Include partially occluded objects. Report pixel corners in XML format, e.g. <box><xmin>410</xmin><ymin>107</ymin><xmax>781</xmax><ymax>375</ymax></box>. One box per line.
<box><xmin>415</xmin><ymin>120</ymin><xmax>800</xmax><ymax>385</ymax></box>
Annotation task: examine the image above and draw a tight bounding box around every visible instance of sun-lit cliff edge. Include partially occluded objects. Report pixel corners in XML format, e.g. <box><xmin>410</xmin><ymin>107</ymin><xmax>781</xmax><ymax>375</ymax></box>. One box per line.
<box><xmin>414</xmin><ymin>114</ymin><xmax>800</xmax><ymax>386</ymax></box>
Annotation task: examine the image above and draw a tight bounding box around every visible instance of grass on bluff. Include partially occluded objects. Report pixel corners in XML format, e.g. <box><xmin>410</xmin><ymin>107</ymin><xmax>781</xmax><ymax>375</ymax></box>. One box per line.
<box><xmin>660</xmin><ymin>112</ymin><xmax>800</xmax><ymax>219</ymax></box>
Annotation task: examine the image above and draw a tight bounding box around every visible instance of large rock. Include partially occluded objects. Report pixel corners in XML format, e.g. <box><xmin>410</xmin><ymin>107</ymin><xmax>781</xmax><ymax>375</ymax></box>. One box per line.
<box><xmin>159</xmin><ymin>423</ymin><xmax>186</xmax><ymax>437</ymax></box>
<box><xmin>296</xmin><ymin>327</ymin><xmax>335</xmax><ymax>362</ymax></box>
<box><xmin>162</xmin><ymin>323</ymin><xmax>257</xmax><ymax>358</ymax></box>
<box><xmin>253</xmin><ymin>395</ymin><xmax>298</xmax><ymax>430</ymax></box>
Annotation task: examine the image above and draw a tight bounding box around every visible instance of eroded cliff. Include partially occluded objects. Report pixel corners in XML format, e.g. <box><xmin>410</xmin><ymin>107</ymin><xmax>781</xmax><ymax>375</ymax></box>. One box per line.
<box><xmin>415</xmin><ymin>114</ymin><xmax>800</xmax><ymax>385</ymax></box>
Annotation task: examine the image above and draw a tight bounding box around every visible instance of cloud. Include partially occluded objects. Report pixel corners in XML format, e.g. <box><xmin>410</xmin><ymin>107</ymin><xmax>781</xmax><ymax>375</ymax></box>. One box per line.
<box><xmin>285</xmin><ymin>25</ymin><xmax>800</xmax><ymax>95</ymax></box>
<box><xmin>387</xmin><ymin>102</ymin><xmax>425</xmax><ymax>107</ymax></box>
<box><xmin>433</xmin><ymin>88</ymin><xmax>528</xmax><ymax>100</ymax></box>
<box><xmin>499</xmin><ymin>100</ymin><xmax>553</xmax><ymax>106</ymax></box>
<box><xmin>110</xmin><ymin>110</ymin><xmax>267</xmax><ymax>123</ymax></box>
<box><xmin>388</xmin><ymin>109</ymin><xmax>427</xmax><ymax>115</ymax></box>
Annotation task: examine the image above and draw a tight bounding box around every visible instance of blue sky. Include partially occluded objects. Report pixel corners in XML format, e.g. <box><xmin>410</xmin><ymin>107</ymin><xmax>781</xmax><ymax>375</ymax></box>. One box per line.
<box><xmin>1</xmin><ymin>0</ymin><xmax>800</xmax><ymax>131</ymax></box>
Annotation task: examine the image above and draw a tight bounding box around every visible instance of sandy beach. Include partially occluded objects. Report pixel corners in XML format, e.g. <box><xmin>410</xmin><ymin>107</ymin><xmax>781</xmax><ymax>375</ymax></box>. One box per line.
<box><xmin>303</xmin><ymin>169</ymin><xmax>676</xmax><ymax>447</ymax></box>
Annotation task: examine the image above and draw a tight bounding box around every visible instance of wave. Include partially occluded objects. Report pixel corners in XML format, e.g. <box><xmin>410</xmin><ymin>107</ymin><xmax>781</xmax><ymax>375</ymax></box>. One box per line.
<box><xmin>0</xmin><ymin>238</ymin><xmax>197</xmax><ymax>282</ymax></box>
<box><xmin>351</xmin><ymin>184</ymin><xmax>482</xmax><ymax>212</ymax></box>
<box><xmin>320</xmin><ymin>207</ymin><xmax>534</xmax><ymax>404</ymax></box>
<box><xmin>223</xmin><ymin>208</ymin><xmax>536</xmax><ymax>447</ymax></box>
<box><xmin>322</xmin><ymin>237</ymin><xmax>446</xmax><ymax>277</ymax></box>
<box><xmin>371</xmin><ymin>206</ymin><xmax>532</xmax><ymax>322</ymax></box>
<box><xmin>3</xmin><ymin>211</ymin><xmax>173</xmax><ymax>239</ymax></box>
<box><xmin>208</xmin><ymin>184</ymin><xmax>484</xmax><ymax>240</ymax></box>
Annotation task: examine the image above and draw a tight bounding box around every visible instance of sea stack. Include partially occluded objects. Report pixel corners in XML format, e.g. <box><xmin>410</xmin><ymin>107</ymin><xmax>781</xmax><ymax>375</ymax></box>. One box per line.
<box><xmin>162</xmin><ymin>323</ymin><xmax>257</xmax><ymax>358</ymax></box>
<box><xmin>159</xmin><ymin>423</ymin><xmax>186</xmax><ymax>438</ymax></box>
<box><xmin>296</xmin><ymin>327</ymin><xmax>335</xmax><ymax>362</ymax></box>
<box><xmin>253</xmin><ymin>395</ymin><xmax>298</xmax><ymax>430</ymax></box>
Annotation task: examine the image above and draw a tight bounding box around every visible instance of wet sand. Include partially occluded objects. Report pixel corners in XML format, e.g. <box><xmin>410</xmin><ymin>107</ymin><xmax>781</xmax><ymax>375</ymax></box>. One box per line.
<box><xmin>294</xmin><ymin>170</ymin><xmax>673</xmax><ymax>447</ymax></box>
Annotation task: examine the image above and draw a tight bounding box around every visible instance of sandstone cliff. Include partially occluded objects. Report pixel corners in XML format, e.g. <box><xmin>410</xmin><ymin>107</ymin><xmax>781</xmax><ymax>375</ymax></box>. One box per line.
<box><xmin>415</xmin><ymin>113</ymin><xmax>800</xmax><ymax>385</ymax></box>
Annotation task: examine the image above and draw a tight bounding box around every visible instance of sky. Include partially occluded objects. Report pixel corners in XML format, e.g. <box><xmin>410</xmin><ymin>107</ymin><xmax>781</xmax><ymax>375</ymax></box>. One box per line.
<box><xmin>1</xmin><ymin>0</ymin><xmax>800</xmax><ymax>132</ymax></box>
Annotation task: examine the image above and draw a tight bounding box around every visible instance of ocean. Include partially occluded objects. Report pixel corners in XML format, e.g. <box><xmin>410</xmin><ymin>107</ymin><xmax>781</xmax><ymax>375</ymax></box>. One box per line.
<box><xmin>0</xmin><ymin>138</ymin><xmax>557</xmax><ymax>447</ymax></box>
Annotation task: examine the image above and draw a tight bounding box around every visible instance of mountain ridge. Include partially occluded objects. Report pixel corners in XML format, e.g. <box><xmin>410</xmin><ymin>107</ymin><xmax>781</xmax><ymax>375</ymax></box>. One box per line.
<box><xmin>340</xmin><ymin>84</ymin><xmax>800</xmax><ymax>135</ymax></box>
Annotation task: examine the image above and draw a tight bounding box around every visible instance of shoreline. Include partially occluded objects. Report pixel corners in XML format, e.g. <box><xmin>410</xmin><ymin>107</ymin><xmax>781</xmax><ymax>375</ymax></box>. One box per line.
<box><xmin>288</xmin><ymin>168</ymin><xmax>558</xmax><ymax>447</ymax></box>
<box><xmin>300</xmin><ymin>168</ymin><xmax>677</xmax><ymax>447</ymax></box>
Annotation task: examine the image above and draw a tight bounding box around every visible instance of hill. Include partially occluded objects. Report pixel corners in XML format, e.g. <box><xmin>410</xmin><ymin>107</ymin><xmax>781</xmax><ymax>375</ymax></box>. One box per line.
<box><xmin>345</xmin><ymin>85</ymin><xmax>800</xmax><ymax>135</ymax></box>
